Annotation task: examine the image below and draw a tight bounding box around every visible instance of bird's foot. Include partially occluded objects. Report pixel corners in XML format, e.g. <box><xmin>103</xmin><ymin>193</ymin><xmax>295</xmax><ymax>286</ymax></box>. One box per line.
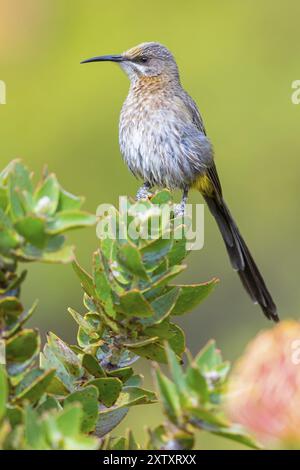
<box><xmin>136</xmin><ymin>183</ymin><xmax>152</xmax><ymax>201</ymax></box>
<box><xmin>173</xmin><ymin>202</ymin><xmax>186</xmax><ymax>217</ymax></box>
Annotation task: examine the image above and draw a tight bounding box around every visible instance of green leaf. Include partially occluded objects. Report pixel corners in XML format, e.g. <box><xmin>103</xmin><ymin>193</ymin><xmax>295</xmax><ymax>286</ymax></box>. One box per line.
<box><xmin>68</xmin><ymin>308</ymin><xmax>99</xmax><ymax>338</ymax></box>
<box><xmin>14</xmin><ymin>216</ymin><xmax>47</xmax><ymax>249</ymax></box>
<box><xmin>82</xmin><ymin>353</ymin><xmax>106</xmax><ymax>378</ymax></box>
<box><xmin>93</xmin><ymin>250</ymin><xmax>115</xmax><ymax>318</ymax></box>
<box><xmin>150</xmin><ymin>190</ymin><xmax>172</xmax><ymax>204</ymax></box>
<box><xmin>145</xmin><ymin>265</ymin><xmax>186</xmax><ymax>292</ymax></box>
<box><xmin>13</xmin><ymin>243</ymin><xmax>75</xmax><ymax>264</ymax></box>
<box><xmin>56</xmin><ymin>403</ymin><xmax>82</xmax><ymax>437</ymax></box>
<box><xmin>146</xmin><ymin>287</ymin><xmax>179</xmax><ymax>325</ymax></box>
<box><xmin>167</xmin><ymin>229</ymin><xmax>187</xmax><ymax>266</ymax></box>
<box><xmin>117</xmin><ymin>241</ymin><xmax>149</xmax><ymax>280</ymax></box>
<box><xmin>41</xmin><ymin>344</ymin><xmax>75</xmax><ymax>392</ymax></box>
<box><xmin>8</xmin><ymin>161</ymin><xmax>33</xmax><ymax>220</ymax></box>
<box><xmin>45</xmin><ymin>375</ymin><xmax>70</xmax><ymax>396</ymax></box>
<box><xmin>128</xmin><ymin>342</ymin><xmax>167</xmax><ymax>363</ymax></box>
<box><xmin>107</xmin><ymin>367</ymin><xmax>133</xmax><ymax>383</ymax></box>
<box><xmin>72</xmin><ymin>259</ymin><xmax>96</xmax><ymax>298</ymax></box>
<box><xmin>37</xmin><ymin>396</ymin><xmax>60</xmax><ymax>414</ymax></box>
<box><xmin>34</xmin><ymin>173</ymin><xmax>60</xmax><ymax>215</ymax></box>
<box><xmin>14</xmin><ymin>369</ymin><xmax>56</xmax><ymax>404</ymax></box>
<box><xmin>141</xmin><ymin>237</ymin><xmax>173</xmax><ymax>270</ymax></box>
<box><xmin>119</xmin><ymin>290</ymin><xmax>153</xmax><ymax>318</ymax></box>
<box><xmin>168</xmin><ymin>323</ymin><xmax>185</xmax><ymax>356</ymax></box>
<box><xmin>165</xmin><ymin>345</ymin><xmax>187</xmax><ymax>397</ymax></box>
<box><xmin>57</xmin><ymin>188</ymin><xmax>84</xmax><ymax>211</ymax></box>
<box><xmin>125</xmin><ymin>429</ymin><xmax>139</xmax><ymax>450</ymax></box>
<box><xmin>0</xmin><ymin>186</ymin><xmax>8</xmax><ymax>211</ymax></box>
<box><xmin>6</xmin><ymin>404</ymin><xmax>23</xmax><ymax>426</ymax></box>
<box><xmin>0</xmin><ymin>296</ymin><xmax>23</xmax><ymax>317</ymax></box>
<box><xmin>46</xmin><ymin>332</ymin><xmax>83</xmax><ymax>378</ymax></box>
<box><xmin>0</xmin><ymin>366</ymin><xmax>8</xmax><ymax>421</ymax></box>
<box><xmin>6</xmin><ymin>329</ymin><xmax>40</xmax><ymax>376</ymax></box>
<box><xmin>171</xmin><ymin>278</ymin><xmax>219</xmax><ymax>316</ymax></box>
<box><xmin>85</xmin><ymin>378</ymin><xmax>122</xmax><ymax>407</ymax></box>
<box><xmin>95</xmin><ymin>407</ymin><xmax>128</xmax><ymax>437</ymax></box>
<box><xmin>111</xmin><ymin>437</ymin><xmax>126</xmax><ymax>450</ymax></box>
<box><xmin>46</xmin><ymin>210</ymin><xmax>96</xmax><ymax>234</ymax></box>
<box><xmin>64</xmin><ymin>385</ymin><xmax>99</xmax><ymax>433</ymax></box>
<box><xmin>212</xmin><ymin>425</ymin><xmax>261</xmax><ymax>450</ymax></box>
<box><xmin>100</xmin><ymin>386</ymin><xmax>156</xmax><ymax>412</ymax></box>
<box><xmin>24</xmin><ymin>406</ymin><xmax>47</xmax><ymax>450</ymax></box>
<box><xmin>195</xmin><ymin>340</ymin><xmax>222</xmax><ymax>372</ymax></box>
<box><xmin>185</xmin><ymin>366</ymin><xmax>209</xmax><ymax>403</ymax></box>
<box><xmin>155</xmin><ymin>368</ymin><xmax>181</xmax><ymax>423</ymax></box>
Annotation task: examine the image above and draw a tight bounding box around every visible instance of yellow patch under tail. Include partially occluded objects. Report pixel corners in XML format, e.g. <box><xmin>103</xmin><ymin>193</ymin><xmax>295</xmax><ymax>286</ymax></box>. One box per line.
<box><xmin>192</xmin><ymin>174</ymin><xmax>215</xmax><ymax>196</ymax></box>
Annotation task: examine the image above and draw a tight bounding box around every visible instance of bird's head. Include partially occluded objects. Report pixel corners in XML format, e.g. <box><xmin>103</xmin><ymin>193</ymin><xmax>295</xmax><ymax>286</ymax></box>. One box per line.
<box><xmin>81</xmin><ymin>42</ymin><xmax>179</xmax><ymax>83</ymax></box>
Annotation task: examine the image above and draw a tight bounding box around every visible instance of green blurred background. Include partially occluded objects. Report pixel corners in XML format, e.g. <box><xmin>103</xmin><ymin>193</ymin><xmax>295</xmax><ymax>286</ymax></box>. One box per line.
<box><xmin>1</xmin><ymin>0</ymin><xmax>299</xmax><ymax>449</ymax></box>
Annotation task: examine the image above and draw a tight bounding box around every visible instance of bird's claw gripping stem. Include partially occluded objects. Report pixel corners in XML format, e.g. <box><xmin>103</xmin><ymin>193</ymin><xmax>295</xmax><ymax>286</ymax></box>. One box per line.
<box><xmin>136</xmin><ymin>182</ymin><xmax>152</xmax><ymax>201</ymax></box>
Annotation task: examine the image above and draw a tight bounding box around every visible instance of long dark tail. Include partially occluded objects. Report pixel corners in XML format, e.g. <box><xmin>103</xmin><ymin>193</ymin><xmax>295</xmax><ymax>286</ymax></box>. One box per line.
<box><xmin>203</xmin><ymin>194</ymin><xmax>278</xmax><ymax>322</ymax></box>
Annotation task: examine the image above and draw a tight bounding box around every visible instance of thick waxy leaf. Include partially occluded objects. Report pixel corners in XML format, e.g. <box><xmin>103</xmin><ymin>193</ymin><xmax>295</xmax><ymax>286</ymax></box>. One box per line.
<box><xmin>72</xmin><ymin>260</ymin><xmax>96</xmax><ymax>298</ymax></box>
<box><xmin>5</xmin><ymin>299</ymin><xmax>39</xmax><ymax>338</ymax></box>
<box><xmin>194</xmin><ymin>340</ymin><xmax>223</xmax><ymax>372</ymax></box>
<box><xmin>107</xmin><ymin>367</ymin><xmax>133</xmax><ymax>383</ymax></box>
<box><xmin>68</xmin><ymin>308</ymin><xmax>99</xmax><ymax>338</ymax></box>
<box><xmin>41</xmin><ymin>344</ymin><xmax>75</xmax><ymax>392</ymax></box>
<box><xmin>100</xmin><ymin>386</ymin><xmax>156</xmax><ymax>412</ymax></box>
<box><xmin>77</xmin><ymin>313</ymin><xmax>103</xmax><ymax>348</ymax></box>
<box><xmin>185</xmin><ymin>366</ymin><xmax>209</xmax><ymax>403</ymax></box>
<box><xmin>166</xmin><ymin>345</ymin><xmax>188</xmax><ymax>398</ymax></box>
<box><xmin>130</xmin><ymin>342</ymin><xmax>167</xmax><ymax>363</ymax></box>
<box><xmin>46</xmin><ymin>210</ymin><xmax>96</xmax><ymax>234</ymax></box>
<box><xmin>34</xmin><ymin>173</ymin><xmax>59</xmax><ymax>215</ymax></box>
<box><xmin>95</xmin><ymin>407</ymin><xmax>128</xmax><ymax>438</ymax></box>
<box><xmin>145</xmin><ymin>288</ymin><xmax>179</xmax><ymax>325</ymax></box>
<box><xmin>170</xmin><ymin>278</ymin><xmax>219</xmax><ymax>316</ymax></box>
<box><xmin>13</xmin><ymin>244</ymin><xmax>75</xmax><ymax>264</ymax></box>
<box><xmin>211</xmin><ymin>425</ymin><xmax>261</xmax><ymax>450</ymax></box>
<box><xmin>45</xmin><ymin>375</ymin><xmax>70</xmax><ymax>397</ymax></box>
<box><xmin>0</xmin><ymin>186</ymin><xmax>8</xmax><ymax>211</ymax></box>
<box><xmin>6</xmin><ymin>328</ymin><xmax>40</xmax><ymax>376</ymax></box>
<box><xmin>6</xmin><ymin>404</ymin><xmax>23</xmax><ymax>426</ymax></box>
<box><xmin>57</xmin><ymin>188</ymin><xmax>84</xmax><ymax>212</ymax></box>
<box><xmin>119</xmin><ymin>290</ymin><xmax>153</xmax><ymax>318</ymax></box>
<box><xmin>64</xmin><ymin>385</ymin><xmax>99</xmax><ymax>433</ymax></box>
<box><xmin>150</xmin><ymin>190</ymin><xmax>172</xmax><ymax>205</ymax></box>
<box><xmin>0</xmin><ymin>296</ymin><xmax>23</xmax><ymax>317</ymax></box>
<box><xmin>14</xmin><ymin>216</ymin><xmax>47</xmax><ymax>249</ymax></box>
<box><xmin>155</xmin><ymin>368</ymin><xmax>181</xmax><ymax>423</ymax></box>
<box><xmin>117</xmin><ymin>242</ymin><xmax>149</xmax><ymax>280</ymax></box>
<box><xmin>8</xmin><ymin>161</ymin><xmax>33</xmax><ymax>221</ymax></box>
<box><xmin>0</xmin><ymin>366</ymin><xmax>8</xmax><ymax>421</ymax></box>
<box><xmin>93</xmin><ymin>251</ymin><xmax>115</xmax><ymax>318</ymax></box>
<box><xmin>14</xmin><ymin>369</ymin><xmax>56</xmax><ymax>404</ymax></box>
<box><xmin>85</xmin><ymin>378</ymin><xmax>122</xmax><ymax>407</ymax></box>
<box><xmin>46</xmin><ymin>332</ymin><xmax>83</xmax><ymax>378</ymax></box>
<box><xmin>82</xmin><ymin>353</ymin><xmax>106</xmax><ymax>378</ymax></box>
<box><xmin>141</xmin><ymin>237</ymin><xmax>173</xmax><ymax>270</ymax></box>
<box><xmin>145</xmin><ymin>265</ymin><xmax>186</xmax><ymax>292</ymax></box>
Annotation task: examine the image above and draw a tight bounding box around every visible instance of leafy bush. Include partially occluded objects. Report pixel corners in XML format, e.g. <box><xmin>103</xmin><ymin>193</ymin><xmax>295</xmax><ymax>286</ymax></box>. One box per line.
<box><xmin>0</xmin><ymin>160</ymin><xmax>258</xmax><ymax>450</ymax></box>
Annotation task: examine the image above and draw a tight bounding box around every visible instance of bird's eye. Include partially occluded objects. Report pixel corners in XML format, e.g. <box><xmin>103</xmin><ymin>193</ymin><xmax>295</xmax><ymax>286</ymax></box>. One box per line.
<box><xmin>139</xmin><ymin>57</ymin><xmax>148</xmax><ymax>63</ymax></box>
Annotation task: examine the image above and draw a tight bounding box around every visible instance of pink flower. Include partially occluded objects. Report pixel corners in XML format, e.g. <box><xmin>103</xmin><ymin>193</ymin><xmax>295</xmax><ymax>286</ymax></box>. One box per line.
<box><xmin>226</xmin><ymin>321</ymin><xmax>300</xmax><ymax>449</ymax></box>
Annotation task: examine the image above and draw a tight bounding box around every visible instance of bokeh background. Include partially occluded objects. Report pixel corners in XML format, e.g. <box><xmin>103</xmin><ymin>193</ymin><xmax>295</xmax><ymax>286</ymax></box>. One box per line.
<box><xmin>1</xmin><ymin>0</ymin><xmax>299</xmax><ymax>449</ymax></box>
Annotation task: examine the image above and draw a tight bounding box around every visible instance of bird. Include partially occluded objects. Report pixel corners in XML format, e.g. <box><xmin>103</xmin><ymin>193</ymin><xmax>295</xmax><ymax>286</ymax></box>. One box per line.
<box><xmin>81</xmin><ymin>42</ymin><xmax>278</xmax><ymax>322</ymax></box>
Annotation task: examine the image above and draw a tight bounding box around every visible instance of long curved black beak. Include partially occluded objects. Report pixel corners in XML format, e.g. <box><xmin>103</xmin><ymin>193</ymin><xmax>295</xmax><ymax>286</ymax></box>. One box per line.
<box><xmin>81</xmin><ymin>54</ymin><xmax>123</xmax><ymax>64</ymax></box>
